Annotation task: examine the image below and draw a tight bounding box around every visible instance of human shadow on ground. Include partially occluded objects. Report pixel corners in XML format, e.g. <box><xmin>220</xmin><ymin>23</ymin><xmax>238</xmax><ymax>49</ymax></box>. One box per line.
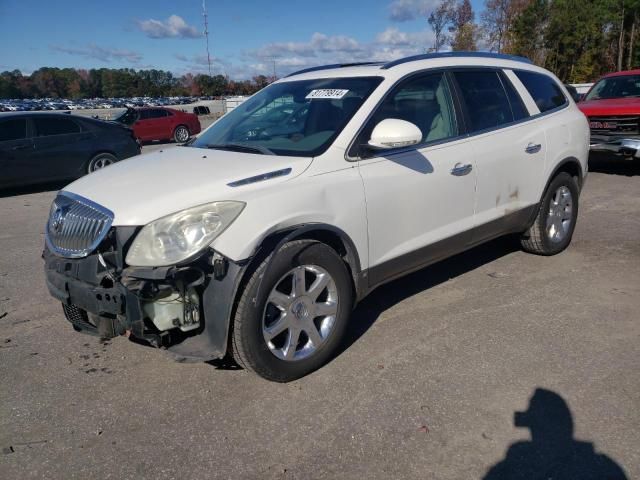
<box><xmin>483</xmin><ymin>388</ymin><xmax>628</xmax><ymax>480</ymax></box>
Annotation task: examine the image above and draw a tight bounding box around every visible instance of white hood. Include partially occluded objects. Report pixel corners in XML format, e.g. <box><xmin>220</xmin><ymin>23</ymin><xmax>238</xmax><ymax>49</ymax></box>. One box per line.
<box><xmin>64</xmin><ymin>146</ymin><xmax>312</xmax><ymax>226</ymax></box>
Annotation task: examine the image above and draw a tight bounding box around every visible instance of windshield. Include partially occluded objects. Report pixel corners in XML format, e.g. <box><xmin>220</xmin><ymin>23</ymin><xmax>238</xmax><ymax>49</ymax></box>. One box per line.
<box><xmin>113</xmin><ymin>108</ymin><xmax>138</xmax><ymax>125</ymax></box>
<box><xmin>584</xmin><ymin>75</ymin><xmax>640</xmax><ymax>100</ymax></box>
<box><xmin>192</xmin><ymin>76</ymin><xmax>383</xmax><ymax>157</ymax></box>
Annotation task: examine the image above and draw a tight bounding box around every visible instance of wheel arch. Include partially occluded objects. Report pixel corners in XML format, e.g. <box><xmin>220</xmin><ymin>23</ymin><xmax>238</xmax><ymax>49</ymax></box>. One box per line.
<box><xmin>85</xmin><ymin>150</ymin><xmax>118</xmax><ymax>173</ymax></box>
<box><xmin>544</xmin><ymin>157</ymin><xmax>585</xmax><ymax>196</ymax></box>
<box><xmin>235</xmin><ymin>223</ymin><xmax>364</xmax><ymax>310</ymax></box>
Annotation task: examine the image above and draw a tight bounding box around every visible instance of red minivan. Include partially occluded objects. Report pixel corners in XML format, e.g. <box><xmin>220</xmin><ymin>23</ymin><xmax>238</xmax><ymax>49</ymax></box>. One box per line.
<box><xmin>114</xmin><ymin>107</ymin><xmax>202</xmax><ymax>143</ymax></box>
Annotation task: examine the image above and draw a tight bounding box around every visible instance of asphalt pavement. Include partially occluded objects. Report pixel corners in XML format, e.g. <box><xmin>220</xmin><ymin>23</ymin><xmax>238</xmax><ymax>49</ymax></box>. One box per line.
<box><xmin>0</xmin><ymin>155</ymin><xmax>638</xmax><ymax>479</ymax></box>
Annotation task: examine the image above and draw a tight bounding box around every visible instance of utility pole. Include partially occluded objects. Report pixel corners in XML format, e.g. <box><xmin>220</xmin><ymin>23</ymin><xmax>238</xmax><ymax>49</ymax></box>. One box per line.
<box><xmin>203</xmin><ymin>0</ymin><xmax>212</xmax><ymax>76</ymax></box>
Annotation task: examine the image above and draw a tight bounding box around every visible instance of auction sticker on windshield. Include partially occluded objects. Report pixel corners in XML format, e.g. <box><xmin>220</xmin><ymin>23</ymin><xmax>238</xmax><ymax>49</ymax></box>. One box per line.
<box><xmin>306</xmin><ymin>89</ymin><xmax>349</xmax><ymax>99</ymax></box>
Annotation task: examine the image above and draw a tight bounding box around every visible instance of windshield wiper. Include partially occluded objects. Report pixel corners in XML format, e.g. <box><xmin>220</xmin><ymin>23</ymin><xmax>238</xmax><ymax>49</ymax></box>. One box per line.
<box><xmin>206</xmin><ymin>143</ymin><xmax>274</xmax><ymax>155</ymax></box>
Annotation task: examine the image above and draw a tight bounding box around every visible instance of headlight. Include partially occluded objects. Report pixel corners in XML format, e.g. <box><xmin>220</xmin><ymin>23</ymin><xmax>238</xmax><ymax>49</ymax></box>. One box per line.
<box><xmin>125</xmin><ymin>201</ymin><xmax>245</xmax><ymax>266</ymax></box>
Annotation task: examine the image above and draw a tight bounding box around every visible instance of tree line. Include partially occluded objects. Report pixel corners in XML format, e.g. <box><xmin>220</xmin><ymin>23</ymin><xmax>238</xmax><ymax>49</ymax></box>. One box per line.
<box><xmin>0</xmin><ymin>67</ymin><xmax>273</xmax><ymax>99</ymax></box>
<box><xmin>429</xmin><ymin>0</ymin><xmax>639</xmax><ymax>82</ymax></box>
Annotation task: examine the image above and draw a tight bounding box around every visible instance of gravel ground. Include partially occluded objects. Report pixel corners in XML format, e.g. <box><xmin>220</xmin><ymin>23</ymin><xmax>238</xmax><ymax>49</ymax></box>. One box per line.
<box><xmin>0</xmin><ymin>155</ymin><xmax>638</xmax><ymax>479</ymax></box>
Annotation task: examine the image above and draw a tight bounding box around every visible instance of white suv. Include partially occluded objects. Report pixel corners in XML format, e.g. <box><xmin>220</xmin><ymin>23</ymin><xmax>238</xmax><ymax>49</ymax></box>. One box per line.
<box><xmin>44</xmin><ymin>53</ymin><xmax>589</xmax><ymax>381</ymax></box>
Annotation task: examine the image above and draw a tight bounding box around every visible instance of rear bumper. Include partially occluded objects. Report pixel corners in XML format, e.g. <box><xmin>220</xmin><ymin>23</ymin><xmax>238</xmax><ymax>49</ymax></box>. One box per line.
<box><xmin>590</xmin><ymin>136</ymin><xmax>640</xmax><ymax>158</ymax></box>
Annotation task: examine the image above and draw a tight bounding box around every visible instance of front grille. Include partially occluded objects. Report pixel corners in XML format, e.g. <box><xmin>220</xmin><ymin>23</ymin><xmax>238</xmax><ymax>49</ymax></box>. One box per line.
<box><xmin>588</xmin><ymin>115</ymin><xmax>640</xmax><ymax>135</ymax></box>
<box><xmin>45</xmin><ymin>192</ymin><xmax>114</xmax><ymax>258</ymax></box>
<box><xmin>62</xmin><ymin>304</ymin><xmax>98</xmax><ymax>333</ymax></box>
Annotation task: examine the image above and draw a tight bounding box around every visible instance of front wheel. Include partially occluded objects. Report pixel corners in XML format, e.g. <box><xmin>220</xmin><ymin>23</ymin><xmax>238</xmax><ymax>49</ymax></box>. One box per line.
<box><xmin>230</xmin><ymin>240</ymin><xmax>353</xmax><ymax>382</ymax></box>
<box><xmin>87</xmin><ymin>153</ymin><xmax>117</xmax><ymax>173</ymax></box>
<box><xmin>173</xmin><ymin>125</ymin><xmax>190</xmax><ymax>143</ymax></box>
<box><xmin>520</xmin><ymin>172</ymin><xmax>579</xmax><ymax>255</ymax></box>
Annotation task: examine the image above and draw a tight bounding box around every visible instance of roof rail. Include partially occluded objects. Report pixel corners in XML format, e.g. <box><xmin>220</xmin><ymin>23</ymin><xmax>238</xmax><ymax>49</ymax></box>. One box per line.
<box><xmin>381</xmin><ymin>52</ymin><xmax>533</xmax><ymax>69</ymax></box>
<box><xmin>286</xmin><ymin>62</ymin><xmax>384</xmax><ymax>78</ymax></box>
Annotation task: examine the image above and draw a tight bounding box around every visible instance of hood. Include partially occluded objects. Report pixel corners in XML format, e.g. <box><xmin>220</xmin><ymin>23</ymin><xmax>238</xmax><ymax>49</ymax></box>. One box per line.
<box><xmin>578</xmin><ymin>97</ymin><xmax>640</xmax><ymax>117</ymax></box>
<box><xmin>64</xmin><ymin>146</ymin><xmax>312</xmax><ymax>226</ymax></box>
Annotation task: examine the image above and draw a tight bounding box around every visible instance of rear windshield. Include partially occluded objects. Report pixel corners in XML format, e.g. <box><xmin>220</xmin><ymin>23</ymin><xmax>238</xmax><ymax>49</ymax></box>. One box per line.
<box><xmin>192</xmin><ymin>76</ymin><xmax>383</xmax><ymax>157</ymax></box>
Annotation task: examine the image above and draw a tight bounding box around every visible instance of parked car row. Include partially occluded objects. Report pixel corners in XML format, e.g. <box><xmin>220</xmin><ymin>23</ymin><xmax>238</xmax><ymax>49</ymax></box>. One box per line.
<box><xmin>0</xmin><ymin>96</ymin><xmax>197</xmax><ymax>112</ymax></box>
<box><xmin>0</xmin><ymin>105</ymin><xmax>203</xmax><ymax>188</ymax></box>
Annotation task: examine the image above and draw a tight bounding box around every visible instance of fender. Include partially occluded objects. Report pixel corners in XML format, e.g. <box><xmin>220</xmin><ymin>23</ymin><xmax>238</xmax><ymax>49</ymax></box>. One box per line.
<box><xmin>252</xmin><ymin>223</ymin><xmax>365</xmax><ymax>302</ymax></box>
<box><xmin>542</xmin><ymin>156</ymin><xmax>585</xmax><ymax>196</ymax></box>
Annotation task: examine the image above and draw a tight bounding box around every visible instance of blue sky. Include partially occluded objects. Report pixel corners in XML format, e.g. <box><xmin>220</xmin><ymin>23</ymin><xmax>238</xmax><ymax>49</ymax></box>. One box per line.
<box><xmin>0</xmin><ymin>0</ymin><xmax>485</xmax><ymax>78</ymax></box>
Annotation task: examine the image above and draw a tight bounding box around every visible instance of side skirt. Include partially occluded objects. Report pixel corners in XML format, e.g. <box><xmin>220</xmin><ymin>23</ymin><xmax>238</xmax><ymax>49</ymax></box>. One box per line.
<box><xmin>358</xmin><ymin>204</ymin><xmax>539</xmax><ymax>300</ymax></box>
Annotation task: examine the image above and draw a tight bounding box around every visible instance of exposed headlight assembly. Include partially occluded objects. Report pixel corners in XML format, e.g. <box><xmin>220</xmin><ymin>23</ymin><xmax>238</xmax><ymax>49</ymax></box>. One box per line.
<box><xmin>126</xmin><ymin>201</ymin><xmax>245</xmax><ymax>267</ymax></box>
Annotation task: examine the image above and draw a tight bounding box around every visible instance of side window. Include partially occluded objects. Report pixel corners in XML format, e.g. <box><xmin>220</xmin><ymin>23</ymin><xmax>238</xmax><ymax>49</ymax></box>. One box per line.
<box><xmin>149</xmin><ymin>109</ymin><xmax>168</xmax><ymax>119</ymax></box>
<box><xmin>0</xmin><ymin>118</ymin><xmax>28</xmax><ymax>141</ymax></box>
<box><xmin>138</xmin><ymin>110</ymin><xmax>151</xmax><ymax>120</ymax></box>
<box><xmin>501</xmin><ymin>74</ymin><xmax>529</xmax><ymax>121</ymax></box>
<box><xmin>453</xmin><ymin>70</ymin><xmax>514</xmax><ymax>132</ymax></box>
<box><xmin>34</xmin><ymin>117</ymin><xmax>81</xmax><ymax>137</ymax></box>
<box><xmin>514</xmin><ymin>70</ymin><xmax>567</xmax><ymax>113</ymax></box>
<box><xmin>366</xmin><ymin>71</ymin><xmax>458</xmax><ymax>145</ymax></box>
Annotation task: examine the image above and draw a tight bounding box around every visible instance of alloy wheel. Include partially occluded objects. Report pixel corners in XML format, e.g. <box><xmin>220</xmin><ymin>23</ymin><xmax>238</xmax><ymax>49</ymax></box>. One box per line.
<box><xmin>546</xmin><ymin>185</ymin><xmax>573</xmax><ymax>243</ymax></box>
<box><xmin>262</xmin><ymin>265</ymin><xmax>339</xmax><ymax>361</ymax></box>
<box><xmin>90</xmin><ymin>156</ymin><xmax>113</xmax><ymax>171</ymax></box>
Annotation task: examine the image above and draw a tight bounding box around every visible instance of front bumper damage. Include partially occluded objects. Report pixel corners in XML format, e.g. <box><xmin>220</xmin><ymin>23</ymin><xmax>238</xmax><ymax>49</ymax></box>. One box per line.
<box><xmin>590</xmin><ymin>136</ymin><xmax>640</xmax><ymax>158</ymax></box>
<box><xmin>43</xmin><ymin>235</ymin><xmax>246</xmax><ymax>362</ymax></box>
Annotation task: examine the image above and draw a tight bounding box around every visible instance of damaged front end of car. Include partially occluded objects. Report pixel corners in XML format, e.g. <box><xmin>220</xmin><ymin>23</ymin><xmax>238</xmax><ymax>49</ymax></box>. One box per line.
<box><xmin>43</xmin><ymin>191</ymin><xmax>247</xmax><ymax>362</ymax></box>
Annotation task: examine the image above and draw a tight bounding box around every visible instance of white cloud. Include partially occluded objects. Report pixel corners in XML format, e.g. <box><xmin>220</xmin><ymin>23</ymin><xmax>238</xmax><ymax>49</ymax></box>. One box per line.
<box><xmin>389</xmin><ymin>0</ymin><xmax>440</xmax><ymax>22</ymax></box>
<box><xmin>137</xmin><ymin>15</ymin><xmax>201</xmax><ymax>39</ymax></box>
<box><xmin>237</xmin><ymin>29</ymin><xmax>435</xmax><ymax>78</ymax></box>
<box><xmin>51</xmin><ymin>44</ymin><xmax>142</xmax><ymax>64</ymax></box>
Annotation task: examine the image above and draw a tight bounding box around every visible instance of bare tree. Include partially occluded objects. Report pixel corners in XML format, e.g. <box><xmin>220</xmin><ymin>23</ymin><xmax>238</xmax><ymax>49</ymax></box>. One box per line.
<box><xmin>450</xmin><ymin>0</ymin><xmax>478</xmax><ymax>51</ymax></box>
<box><xmin>481</xmin><ymin>0</ymin><xmax>528</xmax><ymax>52</ymax></box>
<box><xmin>428</xmin><ymin>0</ymin><xmax>455</xmax><ymax>52</ymax></box>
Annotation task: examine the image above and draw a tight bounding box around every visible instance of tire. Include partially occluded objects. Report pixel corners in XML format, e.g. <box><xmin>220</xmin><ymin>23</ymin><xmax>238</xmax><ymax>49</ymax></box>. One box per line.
<box><xmin>520</xmin><ymin>172</ymin><xmax>579</xmax><ymax>255</ymax></box>
<box><xmin>173</xmin><ymin>125</ymin><xmax>190</xmax><ymax>143</ymax></box>
<box><xmin>87</xmin><ymin>153</ymin><xmax>117</xmax><ymax>173</ymax></box>
<box><xmin>231</xmin><ymin>240</ymin><xmax>353</xmax><ymax>382</ymax></box>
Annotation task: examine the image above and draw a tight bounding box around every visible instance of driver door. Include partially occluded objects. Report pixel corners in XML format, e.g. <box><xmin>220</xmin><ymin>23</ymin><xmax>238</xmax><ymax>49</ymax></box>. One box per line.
<box><xmin>355</xmin><ymin>71</ymin><xmax>477</xmax><ymax>286</ymax></box>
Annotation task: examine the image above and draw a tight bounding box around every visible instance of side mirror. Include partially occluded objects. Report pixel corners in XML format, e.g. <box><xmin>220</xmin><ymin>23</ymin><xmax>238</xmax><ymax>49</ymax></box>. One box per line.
<box><xmin>367</xmin><ymin>118</ymin><xmax>423</xmax><ymax>150</ymax></box>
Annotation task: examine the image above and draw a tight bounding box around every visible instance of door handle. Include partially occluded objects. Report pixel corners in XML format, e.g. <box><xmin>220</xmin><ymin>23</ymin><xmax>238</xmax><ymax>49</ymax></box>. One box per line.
<box><xmin>11</xmin><ymin>144</ymin><xmax>31</xmax><ymax>151</ymax></box>
<box><xmin>450</xmin><ymin>163</ymin><xmax>473</xmax><ymax>176</ymax></box>
<box><xmin>525</xmin><ymin>143</ymin><xmax>542</xmax><ymax>154</ymax></box>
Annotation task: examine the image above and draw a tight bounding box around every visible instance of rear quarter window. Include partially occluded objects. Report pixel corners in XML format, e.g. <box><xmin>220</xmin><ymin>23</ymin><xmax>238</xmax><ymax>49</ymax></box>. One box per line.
<box><xmin>515</xmin><ymin>70</ymin><xmax>567</xmax><ymax>113</ymax></box>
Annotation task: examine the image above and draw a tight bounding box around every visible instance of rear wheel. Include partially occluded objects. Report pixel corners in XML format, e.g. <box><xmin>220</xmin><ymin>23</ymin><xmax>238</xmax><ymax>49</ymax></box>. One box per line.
<box><xmin>520</xmin><ymin>172</ymin><xmax>579</xmax><ymax>255</ymax></box>
<box><xmin>87</xmin><ymin>153</ymin><xmax>117</xmax><ymax>173</ymax></box>
<box><xmin>231</xmin><ymin>240</ymin><xmax>353</xmax><ymax>382</ymax></box>
<box><xmin>173</xmin><ymin>125</ymin><xmax>190</xmax><ymax>143</ymax></box>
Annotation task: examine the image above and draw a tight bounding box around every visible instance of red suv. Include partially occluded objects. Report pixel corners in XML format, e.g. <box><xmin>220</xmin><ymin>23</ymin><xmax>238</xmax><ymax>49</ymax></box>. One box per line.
<box><xmin>578</xmin><ymin>69</ymin><xmax>640</xmax><ymax>159</ymax></box>
<box><xmin>113</xmin><ymin>107</ymin><xmax>201</xmax><ymax>143</ymax></box>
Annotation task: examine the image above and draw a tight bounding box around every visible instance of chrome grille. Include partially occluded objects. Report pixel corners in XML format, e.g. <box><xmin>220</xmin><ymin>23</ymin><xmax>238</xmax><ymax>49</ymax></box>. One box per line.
<box><xmin>588</xmin><ymin>115</ymin><xmax>640</xmax><ymax>135</ymax></box>
<box><xmin>45</xmin><ymin>192</ymin><xmax>114</xmax><ymax>258</ymax></box>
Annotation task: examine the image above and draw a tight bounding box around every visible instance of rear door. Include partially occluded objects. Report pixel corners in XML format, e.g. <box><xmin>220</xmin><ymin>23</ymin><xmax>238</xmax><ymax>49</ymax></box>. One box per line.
<box><xmin>0</xmin><ymin>116</ymin><xmax>35</xmax><ymax>187</ymax></box>
<box><xmin>450</xmin><ymin>68</ymin><xmax>546</xmax><ymax>243</ymax></box>
<box><xmin>32</xmin><ymin>115</ymin><xmax>91</xmax><ymax>180</ymax></box>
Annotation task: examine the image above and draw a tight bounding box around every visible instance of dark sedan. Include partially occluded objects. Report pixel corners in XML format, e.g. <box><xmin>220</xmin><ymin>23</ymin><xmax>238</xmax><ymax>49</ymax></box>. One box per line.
<box><xmin>0</xmin><ymin>112</ymin><xmax>140</xmax><ymax>189</ymax></box>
